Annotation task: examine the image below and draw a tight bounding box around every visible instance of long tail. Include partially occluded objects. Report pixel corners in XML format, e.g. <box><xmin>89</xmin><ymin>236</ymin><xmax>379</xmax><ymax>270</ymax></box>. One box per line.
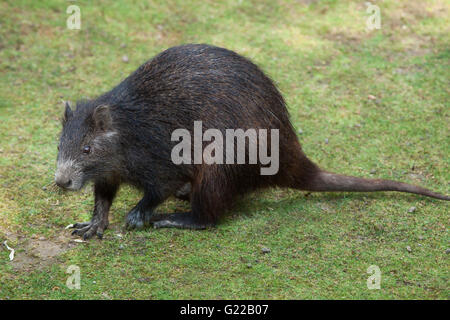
<box><xmin>306</xmin><ymin>170</ymin><xmax>449</xmax><ymax>201</ymax></box>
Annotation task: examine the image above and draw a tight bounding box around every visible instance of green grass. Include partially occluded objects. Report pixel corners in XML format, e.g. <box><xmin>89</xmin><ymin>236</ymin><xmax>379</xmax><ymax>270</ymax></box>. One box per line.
<box><xmin>0</xmin><ymin>0</ymin><xmax>448</xmax><ymax>299</ymax></box>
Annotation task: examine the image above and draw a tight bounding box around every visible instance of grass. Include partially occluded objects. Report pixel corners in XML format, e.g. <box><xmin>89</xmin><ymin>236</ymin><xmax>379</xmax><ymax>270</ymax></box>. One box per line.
<box><xmin>0</xmin><ymin>0</ymin><xmax>448</xmax><ymax>299</ymax></box>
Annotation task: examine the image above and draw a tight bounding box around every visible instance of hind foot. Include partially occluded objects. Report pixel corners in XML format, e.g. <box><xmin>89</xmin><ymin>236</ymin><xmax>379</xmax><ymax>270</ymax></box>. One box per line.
<box><xmin>70</xmin><ymin>220</ymin><xmax>107</xmax><ymax>240</ymax></box>
<box><xmin>125</xmin><ymin>206</ymin><xmax>153</xmax><ymax>230</ymax></box>
<box><xmin>151</xmin><ymin>212</ymin><xmax>211</xmax><ymax>230</ymax></box>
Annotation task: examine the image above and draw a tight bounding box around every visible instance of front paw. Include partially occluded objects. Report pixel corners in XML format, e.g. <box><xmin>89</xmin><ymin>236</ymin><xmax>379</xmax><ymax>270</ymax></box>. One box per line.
<box><xmin>71</xmin><ymin>221</ymin><xmax>105</xmax><ymax>240</ymax></box>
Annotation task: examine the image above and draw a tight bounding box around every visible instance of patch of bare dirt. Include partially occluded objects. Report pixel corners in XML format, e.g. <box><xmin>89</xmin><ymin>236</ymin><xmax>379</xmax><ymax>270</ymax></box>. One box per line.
<box><xmin>2</xmin><ymin>230</ymin><xmax>77</xmax><ymax>272</ymax></box>
<box><xmin>384</xmin><ymin>1</ymin><xmax>448</xmax><ymax>30</ymax></box>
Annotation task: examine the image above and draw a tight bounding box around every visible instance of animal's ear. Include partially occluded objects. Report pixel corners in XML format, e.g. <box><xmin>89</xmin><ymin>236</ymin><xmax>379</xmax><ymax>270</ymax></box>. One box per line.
<box><xmin>93</xmin><ymin>105</ymin><xmax>112</xmax><ymax>131</ymax></box>
<box><xmin>62</xmin><ymin>101</ymin><xmax>73</xmax><ymax>125</ymax></box>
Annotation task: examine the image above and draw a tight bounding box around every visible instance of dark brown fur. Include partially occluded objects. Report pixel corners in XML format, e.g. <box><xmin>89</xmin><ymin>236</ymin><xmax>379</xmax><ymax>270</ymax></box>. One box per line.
<box><xmin>55</xmin><ymin>44</ymin><xmax>449</xmax><ymax>239</ymax></box>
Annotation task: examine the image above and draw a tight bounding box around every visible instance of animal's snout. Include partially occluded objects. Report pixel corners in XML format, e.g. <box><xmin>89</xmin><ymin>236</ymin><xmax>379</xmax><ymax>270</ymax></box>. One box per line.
<box><xmin>55</xmin><ymin>159</ymin><xmax>81</xmax><ymax>190</ymax></box>
<box><xmin>55</xmin><ymin>175</ymin><xmax>72</xmax><ymax>189</ymax></box>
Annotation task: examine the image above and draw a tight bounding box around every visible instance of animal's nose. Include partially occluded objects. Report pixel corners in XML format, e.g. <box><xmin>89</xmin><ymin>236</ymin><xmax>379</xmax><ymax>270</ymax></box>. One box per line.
<box><xmin>55</xmin><ymin>176</ymin><xmax>72</xmax><ymax>189</ymax></box>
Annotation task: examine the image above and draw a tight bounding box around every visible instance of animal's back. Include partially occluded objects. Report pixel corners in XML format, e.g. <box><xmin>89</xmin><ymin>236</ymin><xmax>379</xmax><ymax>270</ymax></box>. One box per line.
<box><xmin>113</xmin><ymin>44</ymin><xmax>294</xmax><ymax>133</ymax></box>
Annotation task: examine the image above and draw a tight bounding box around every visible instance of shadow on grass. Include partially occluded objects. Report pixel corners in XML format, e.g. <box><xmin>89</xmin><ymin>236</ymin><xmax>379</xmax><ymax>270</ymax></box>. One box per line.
<box><xmin>229</xmin><ymin>187</ymin><xmax>445</xmax><ymax>218</ymax></box>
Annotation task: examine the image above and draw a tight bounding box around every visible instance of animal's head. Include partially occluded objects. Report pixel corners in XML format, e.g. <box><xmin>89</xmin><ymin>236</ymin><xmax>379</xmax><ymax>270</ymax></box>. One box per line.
<box><xmin>55</xmin><ymin>101</ymin><xmax>120</xmax><ymax>190</ymax></box>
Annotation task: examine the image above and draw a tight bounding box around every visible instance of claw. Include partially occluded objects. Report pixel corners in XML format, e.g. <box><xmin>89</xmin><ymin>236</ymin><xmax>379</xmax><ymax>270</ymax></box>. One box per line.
<box><xmin>71</xmin><ymin>224</ymin><xmax>91</xmax><ymax>236</ymax></box>
<box><xmin>70</xmin><ymin>221</ymin><xmax>105</xmax><ymax>240</ymax></box>
<box><xmin>71</xmin><ymin>222</ymin><xmax>90</xmax><ymax>229</ymax></box>
<box><xmin>82</xmin><ymin>232</ymin><xmax>92</xmax><ymax>240</ymax></box>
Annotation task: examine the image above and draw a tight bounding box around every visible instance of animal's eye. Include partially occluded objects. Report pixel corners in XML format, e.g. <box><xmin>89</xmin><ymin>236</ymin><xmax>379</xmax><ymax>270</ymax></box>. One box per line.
<box><xmin>83</xmin><ymin>146</ymin><xmax>91</xmax><ymax>154</ymax></box>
